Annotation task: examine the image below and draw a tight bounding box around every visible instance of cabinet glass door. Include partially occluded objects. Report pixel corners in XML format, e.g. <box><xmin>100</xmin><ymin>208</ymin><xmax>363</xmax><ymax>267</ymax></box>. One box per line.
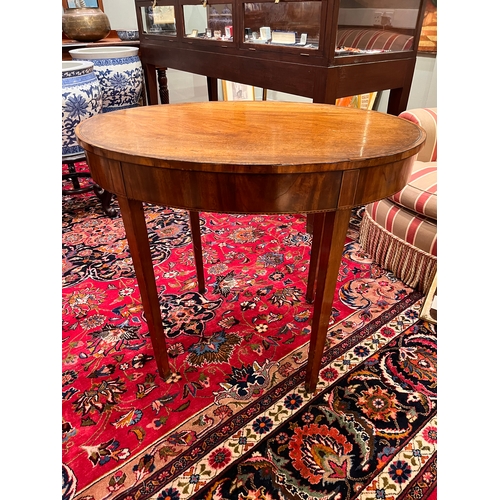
<box><xmin>140</xmin><ymin>4</ymin><xmax>177</xmax><ymax>36</ymax></box>
<box><xmin>182</xmin><ymin>2</ymin><xmax>234</xmax><ymax>40</ymax></box>
<box><xmin>335</xmin><ymin>0</ymin><xmax>421</xmax><ymax>56</ymax></box>
<box><xmin>243</xmin><ymin>1</ymin><xmax>322</xmax><ymax>50</ymax></box>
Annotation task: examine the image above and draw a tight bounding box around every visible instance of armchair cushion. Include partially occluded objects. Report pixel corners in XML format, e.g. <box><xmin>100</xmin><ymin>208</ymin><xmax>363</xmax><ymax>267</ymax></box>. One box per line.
<box><xmin>389</xmin><ymin>161</ymin><xmax>437</xmax><ymax>219</ymax></box>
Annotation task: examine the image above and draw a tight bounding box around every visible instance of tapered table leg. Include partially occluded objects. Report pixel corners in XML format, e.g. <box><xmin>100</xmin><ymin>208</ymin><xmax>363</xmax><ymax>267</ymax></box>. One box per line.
<box><xmin>305</xmin><ymin>209</ymin><xmax>351</xmax><ymax>393</ymax></box>
<box><xmin>116</xmin><ymin>195</ymin><xmax>171</xmax><ymax>380</ymax></box>
<box><xmin>188</xmin><ymin>210</ymin><xmax>206</xmax><ymax>293</ymax></box>
<box><xmin>306</xmin><ymin>212</ymin><xmax>325</xmax><ymax>303</ymax></box>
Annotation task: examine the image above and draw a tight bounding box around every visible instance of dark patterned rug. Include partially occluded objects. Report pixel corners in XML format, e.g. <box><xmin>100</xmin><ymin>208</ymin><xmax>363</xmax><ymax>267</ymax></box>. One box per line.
<box><xmin>190</xmin><ymin>320</ymin><xmax>437</xmax><ymax>500</ymax></box>
<box><xmin>62</xmin><ymin>167</ymin><xmax>436</xmax><ymax>500</ymax></box>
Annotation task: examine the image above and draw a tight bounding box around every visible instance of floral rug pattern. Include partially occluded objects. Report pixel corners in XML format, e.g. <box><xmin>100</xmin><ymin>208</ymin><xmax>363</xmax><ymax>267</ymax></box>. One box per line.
<box><xmin>189</xmin><ymin>319</ymin><xmax>437</xmax><ymax>500</ymax></box>
<box><xmin>62</xmin><ymin>171</ymin><xmax>436</xmax><ymax>500</ymax></box>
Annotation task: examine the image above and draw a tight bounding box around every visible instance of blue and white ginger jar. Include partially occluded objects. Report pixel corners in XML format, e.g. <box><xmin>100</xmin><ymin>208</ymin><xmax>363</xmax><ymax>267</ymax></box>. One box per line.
<box><xmin>62</xmin><ymin>60</ymin><xmax>102</xmax><ymax>157</ymax></box>
<box><xmin>69</xmin><ymin>46</ymin><xmax>143</xmax><ymax>113</ymax></box>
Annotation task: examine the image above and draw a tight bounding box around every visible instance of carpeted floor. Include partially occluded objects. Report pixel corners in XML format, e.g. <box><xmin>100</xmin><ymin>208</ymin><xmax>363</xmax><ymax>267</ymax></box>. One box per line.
<box><xmin>62</xmin><ymin>168</ymin><xmax>437</xmax><ymax>500</ymax></box>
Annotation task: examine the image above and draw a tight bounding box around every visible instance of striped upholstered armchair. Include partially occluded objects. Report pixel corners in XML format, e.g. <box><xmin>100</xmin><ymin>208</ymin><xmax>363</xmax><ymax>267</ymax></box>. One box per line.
<box><xmin>358</xmin><ymin>108</ymin><xmax>437</xmax><ymax>294</ymax></box>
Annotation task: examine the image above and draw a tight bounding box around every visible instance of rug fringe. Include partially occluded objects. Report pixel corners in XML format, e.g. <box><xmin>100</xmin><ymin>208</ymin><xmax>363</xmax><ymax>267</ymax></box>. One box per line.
<box><xmin>359</xmin><ymin>212</ymin><xmax>437</xmax><ymax>294</ymax></box>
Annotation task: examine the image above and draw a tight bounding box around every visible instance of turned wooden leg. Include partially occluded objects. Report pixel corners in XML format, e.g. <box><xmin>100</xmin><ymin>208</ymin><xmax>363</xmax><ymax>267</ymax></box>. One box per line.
<box><xmin>157</xmin><ymin>68</ymin><xmax>170</xmax><ymax>104</ymax></box>
<box><xmin>306</xmin><ymin>212</ymin><xmax>325</xmax><ymax>303</ymax></box>
<box><xmin>116</xmin><ymin>195</ymin><xmax>171</xmax><ymax>381</ymax></box>
<box><xmin>188</xmin><ymin>210</ymin><xmax>206</xmax><ymax>293</ymax></box>
<box><xmin>305</xmin><ymin>209</ymin><xmax>351</xmax><ymax>393</ymax></box>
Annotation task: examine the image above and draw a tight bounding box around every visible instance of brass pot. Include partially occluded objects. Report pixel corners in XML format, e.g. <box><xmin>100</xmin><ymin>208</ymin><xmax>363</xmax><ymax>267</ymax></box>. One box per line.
<box><xmin>62</xmin><ymin>8</ymin><xmax>111</xmax><ymax>43</ymax></box>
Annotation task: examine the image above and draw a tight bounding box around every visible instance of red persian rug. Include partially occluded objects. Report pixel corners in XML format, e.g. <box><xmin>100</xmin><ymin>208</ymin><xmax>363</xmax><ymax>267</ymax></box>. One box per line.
<box><xmin>62</xmin><ymin>166</ymin><xmax>437</xmax><ymax>500</ymax></box>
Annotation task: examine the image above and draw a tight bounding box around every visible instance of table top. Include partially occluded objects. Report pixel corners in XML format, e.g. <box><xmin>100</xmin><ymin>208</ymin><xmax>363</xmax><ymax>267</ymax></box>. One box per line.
<box><xmin>76</xmin><ymin>102</ymin><xmax>425</xmax><ymax>172</ymax></box>
<box><xmin>76</xmin><ymin>102</ymin><xmax>425</xmax><ymax>213</ymax></box>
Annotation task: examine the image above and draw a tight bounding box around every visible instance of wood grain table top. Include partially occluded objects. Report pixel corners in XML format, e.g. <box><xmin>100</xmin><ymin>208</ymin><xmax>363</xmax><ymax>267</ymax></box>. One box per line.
<box><xmin>76</xmin><ymin>102</ymin><xmax>426</xmax><ymax>173</ymax></box>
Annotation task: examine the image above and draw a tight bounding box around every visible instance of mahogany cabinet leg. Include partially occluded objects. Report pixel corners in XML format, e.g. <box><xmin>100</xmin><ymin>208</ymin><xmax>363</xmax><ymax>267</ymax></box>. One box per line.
<box><xmin>157</xmin><ymin>68</ymin><xmax>170</xmax><ymax>104</ymax></box>
<box><xmin>387</xmin><ymin>84</ymin><xmax>411</xmax><ymax>116</ymax></box>
<box><xmin>188</xmin><ymin>210</ymin><xmax>206</xmax><ymax>293</ymax></box>
<box><xmin>207</xmin><ymin>77</ymin><xmax>218</xmax><ymax>101</ymax></box>
<box><xmin>306</xmin><ymin>212</ymin><xmax>325</xmax><ymax>303</ymax></box>
<box><xmin>304</xmin><ymin>209</ymin><xmax>351</xmax><ymax>393</ymax></box>
<box><xmin>116</xmin><ymin>195</ymin><xmax>171</xmax><ymax>381</ymax></box>
<box><xmin>144</xmin><ymin>63</ymin><xmax>159</xmax><ymax>105</ymax></box>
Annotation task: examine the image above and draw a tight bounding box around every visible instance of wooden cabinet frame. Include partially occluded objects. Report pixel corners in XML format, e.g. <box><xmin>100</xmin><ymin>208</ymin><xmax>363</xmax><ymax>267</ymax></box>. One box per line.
<box><xmin>135</xmin><ymin>0</ymin><xmax>426</xmax><ymax>115</ymax></box>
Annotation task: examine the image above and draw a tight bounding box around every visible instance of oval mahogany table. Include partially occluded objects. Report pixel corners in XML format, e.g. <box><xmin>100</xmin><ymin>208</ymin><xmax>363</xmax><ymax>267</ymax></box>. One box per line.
<box><xmin>76</xmin><ymin>101</ymin><xmax>425</xmax><ymax>393</ymax></box>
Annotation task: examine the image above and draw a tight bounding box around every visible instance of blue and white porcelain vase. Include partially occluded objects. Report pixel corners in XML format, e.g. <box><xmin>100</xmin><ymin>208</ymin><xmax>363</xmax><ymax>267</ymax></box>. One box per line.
<box><xmin>69</xmin><ymin>46</ymin><xmax>143</xmax><ymax>113</ymax></box>
<box><xmin>62</xmin><ymin>60</ymin><xmax>102</xmax><ymax>157</ymax></box>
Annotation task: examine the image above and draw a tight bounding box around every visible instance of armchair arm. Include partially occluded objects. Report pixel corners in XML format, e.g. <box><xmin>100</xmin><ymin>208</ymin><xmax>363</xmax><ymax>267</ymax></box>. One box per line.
<box><xmin>399</xmin><ymin>108</ymin><xmax>437</xmax><ymax>162</ymax></box>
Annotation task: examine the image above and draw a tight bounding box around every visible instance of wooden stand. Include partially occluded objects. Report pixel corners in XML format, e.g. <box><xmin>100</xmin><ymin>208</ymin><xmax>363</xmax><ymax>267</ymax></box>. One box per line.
<box><xmin>63</xmin><ymin>154</ymin><xmax>117</xmax><ymax>217</ymax></box>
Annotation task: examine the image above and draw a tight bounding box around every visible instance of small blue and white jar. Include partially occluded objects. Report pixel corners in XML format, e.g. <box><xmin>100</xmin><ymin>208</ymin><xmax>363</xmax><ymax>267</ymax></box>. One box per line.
<box><xmin>69</xmin><ymin>46</ymin><xmax>143</xmax><ymax>113</ymax></box>
<box><xmin>62</xmin><ymin>60</ymin><xmax>102</xmax><ymax>157</ymax></box>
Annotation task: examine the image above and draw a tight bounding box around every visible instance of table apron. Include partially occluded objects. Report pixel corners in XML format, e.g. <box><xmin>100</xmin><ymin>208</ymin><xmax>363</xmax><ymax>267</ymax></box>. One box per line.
<box><xmin>85</xmin><ymin>151</ymin><xmax>415</xmax><ymax>213</ymax></box>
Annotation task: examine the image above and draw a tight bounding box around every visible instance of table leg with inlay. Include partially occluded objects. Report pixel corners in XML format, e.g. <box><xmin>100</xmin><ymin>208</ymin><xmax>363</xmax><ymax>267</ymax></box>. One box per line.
<box><xmin>117</xmin><ymin>195</ymin><xmax>172</xmax><ymax>380</ymax></box>
<box><xmin>188</xmin><ymin>210</ymin><xmax>206</xmax><ymax>293</ymax></box>
<box><xmin>305</xmin><ymin>209</ymin><xmax>352</xmax><ymax>392</ymax></box>
<box><xmin>306</xmin><ymin>212</ymin><xmax>325</xmax><ymax>303</ymax></box>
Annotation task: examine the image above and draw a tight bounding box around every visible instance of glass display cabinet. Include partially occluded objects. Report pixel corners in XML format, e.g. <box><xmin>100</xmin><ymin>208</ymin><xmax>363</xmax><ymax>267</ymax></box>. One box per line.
<box><xmin>134</xmin><ymin>0</ymin><xmax>426</xmax><ymax>114</ymax></box>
